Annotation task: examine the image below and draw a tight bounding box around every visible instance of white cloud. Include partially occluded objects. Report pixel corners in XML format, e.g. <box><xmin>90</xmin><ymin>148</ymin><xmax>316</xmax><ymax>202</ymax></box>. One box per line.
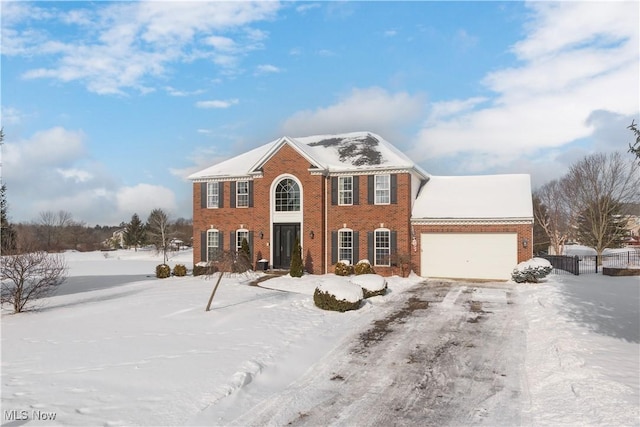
<box><xmin>1</xmin><ymin>127</ymin><xmax>181</xmax><ymax>224</ymax></box>
<box><xmin>296</xmin><ymin>3</ymin><xmax>320</xmax><ymax>14</ymax></box>
<box><xmin>0</xmin><ymin>106</ymin><xmax>25</xmax><ymax>125</ymax></box>
<box><xmin>5</xmin><ymin>2</ymin><xmax>281</xmax><ymax>94</ymax></box>
<box><xmin>115</xmin><ymin>184</ymin><xmax>177</xmax><ymax>219</ymax></box>
<box><xmin>255</xmin><ymin>64</ymin><xmax>281</xmax><ymax>74</ymax></box>
<box><xmin>56</xmin><ymin>168</ymin><xmax>93</xmax><ymax>183</ymax></box>
<box><xmin>196</xmin><ymin>99</ymin><xmax>239</xmax><ymax>109</ymax></box>
<box><xmin>3</xmin><ymin>127</ymin><xmax>87</xmax><ymax>183</ymax></box>
<box><xmin>411</xmin><ymin>1</ymin><xmax>639</xmax><ymax>175</ymax></box>
<box><xmin>164</xmin><ymin>86</ymin><xmax>205</xmax><ymax>97</ymax></box>
<box><xmin>281</xmin><ymin>87</ymin><xmax>425</xmax><ymax>144</ymax></box>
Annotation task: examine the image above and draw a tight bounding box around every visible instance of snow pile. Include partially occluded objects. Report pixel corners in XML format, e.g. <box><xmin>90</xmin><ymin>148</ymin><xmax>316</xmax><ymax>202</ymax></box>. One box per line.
<box><xmin>511</xmin><ymin>257</ymin><xmax>552</xmax><ymax>283</ymax></box>
<box><xmin>315</xmin><ymin>280</ymin><xmax>363</xmax><ymax>303</ymax></box>
<box><xmin>350</xmin><ymin>274</ymin><xmax>387</xmax><ymax>292</ymax></box>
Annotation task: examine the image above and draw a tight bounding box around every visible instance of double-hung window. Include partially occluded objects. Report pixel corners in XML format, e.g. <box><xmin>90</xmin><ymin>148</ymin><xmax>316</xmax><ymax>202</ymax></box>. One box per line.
<box><xmin>338</xmin><ymin>229</ymin><xmax>353</xmax><ymax>264</ymax></box>
<box><xmin>236</xmin><ymin>181</ymin><xmax>249</xmax><ymax>208</ymax></box>
<box><xmin>207</xmin><ymin>229</ymin><xmax>220</xmax><ymax>261</ymax></box>
<box><xmin>375</xmin><ymin>175</ymin><xmax>390</xmax><ymax>204</ymax></box>
<box><xmin>338</xmin><ymin>176</ymin><xmax>353</xmax><ymax>206</ymax></box>
<box><xmin>236</xmin><ymin>229</ymin><xmax>249</xmax><ymax>251</ymax></box>
<box><xmin>374</xmin><ymin>229</ymin><xmax>390</xmax><ymax>266</ymax></box>
<box><xmin>207</xmin><ymin>182</ymin><xmax>219</xmax><ymax>208</ymax></box>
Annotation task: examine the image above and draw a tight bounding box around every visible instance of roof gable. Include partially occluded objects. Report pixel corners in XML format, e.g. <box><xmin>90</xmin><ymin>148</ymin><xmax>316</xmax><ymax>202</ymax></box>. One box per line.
<box><xmin>249</xmin><ymin>136</ymin><xmax>325</xmax><ymax>173</ymax></box>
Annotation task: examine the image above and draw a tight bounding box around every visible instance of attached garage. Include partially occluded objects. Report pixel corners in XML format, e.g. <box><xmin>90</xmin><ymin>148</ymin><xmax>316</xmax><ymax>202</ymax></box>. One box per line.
<box><xmin>411</xmin><ymin>175</ymin><xmax>534</xmax><ymax>281</ymax></box>
<box><xmin>420</xmin><ymin>232</ymin><xmax>518</xmax><ymax>280</ymax></box>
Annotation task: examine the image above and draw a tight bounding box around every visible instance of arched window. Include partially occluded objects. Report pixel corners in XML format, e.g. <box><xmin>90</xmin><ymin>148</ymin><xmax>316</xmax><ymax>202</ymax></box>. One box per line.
<box><xmin>275</xmin><ymin>178</ymin><xmax>300</xmax><ymax>211</ymax></box>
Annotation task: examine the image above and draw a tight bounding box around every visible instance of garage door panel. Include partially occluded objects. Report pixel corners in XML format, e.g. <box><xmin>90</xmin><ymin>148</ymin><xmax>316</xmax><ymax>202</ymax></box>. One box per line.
<box><xmin>421</xmin><ymin>233</ymin><xmax>517</xmax><ymax>280</ymax></box>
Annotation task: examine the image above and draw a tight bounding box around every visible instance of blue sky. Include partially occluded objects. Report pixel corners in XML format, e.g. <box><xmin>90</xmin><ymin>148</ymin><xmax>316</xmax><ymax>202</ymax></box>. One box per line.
<box><xmin>1</xmin><ymin>1</ymin><xmax>638</xmax><ymax>226</ymax></box>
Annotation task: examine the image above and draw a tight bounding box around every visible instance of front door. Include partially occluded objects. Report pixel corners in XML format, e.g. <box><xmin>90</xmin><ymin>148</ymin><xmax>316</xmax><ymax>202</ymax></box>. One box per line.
<box><xmin>273</xmin><ymin>223</ymin><xmax>300</xmax><ymax>269</ymax></box>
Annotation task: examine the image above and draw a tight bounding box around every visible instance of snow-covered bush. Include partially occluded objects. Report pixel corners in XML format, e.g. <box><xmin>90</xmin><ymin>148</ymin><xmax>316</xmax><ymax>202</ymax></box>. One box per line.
<box><xmin>313</xmin><ymin>281</ymin><xmax>363</xmax><ymax>312</ymax></box>
<box><xmin>511</xmin><ymin>258</ymin><xmax>553</xmax><ymax>283</ymax></box>
<box><xmin>156</xmin><ymin>263</ymin><xmax>171</xmax><ymax>279</ymax></box>
<box><xmin>193</xmin><ymin>262</ymin><xmax>217</xmax><ymax>276</ymax></box>
<box><xmin>334</xmin><ymin>261</ymin><xmax>354</xmax><ymax>276</ymax></box>
<box><xmin>173</xmin><ymin>264</ymin><xmax>187</xmax><ymax>277</ymax></box>
<box><xmin>351</xmin><ymin>274</ymin><xmax>387</xmax><ymax>298</ymax></box>
<box><xmin>354</xmin><ymin>259</ymin><xmax>375</xmax><ymax>275</ymax></box>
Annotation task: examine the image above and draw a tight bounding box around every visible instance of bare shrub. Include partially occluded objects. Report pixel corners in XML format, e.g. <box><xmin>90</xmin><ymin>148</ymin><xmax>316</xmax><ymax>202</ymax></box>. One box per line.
<box><xmin>1</xmin><ymin>250</ymin><xmax>67</xmax><ymax>313</ymax></box>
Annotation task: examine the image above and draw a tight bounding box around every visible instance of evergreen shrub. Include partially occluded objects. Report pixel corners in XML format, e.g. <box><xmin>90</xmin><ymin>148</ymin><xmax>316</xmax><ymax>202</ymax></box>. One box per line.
<box><xmin>289</xmin><ymin>238</ymin><xmax>303</xmax><ymax>278</ymax></box>
<box><xmin>334</xmin><ymin>261</ymin><xmax>354</xmax><ymax>276</ymax></box>
<box><xmin>156</xmin><ymin>263</ymin><xmax>171</xmax><ymax>279</ymax></box>
<box><xmin>313</xmin><ymin>288</ymin><xmax>362</xmax><ymax>312</ymax></box>
<box><xmin>511</xmin><ymin>258</ymin><xmax>553</xmax><ymax>283</ymax></box>
<box><xmin>173</xmin><ymin>264</ymin><xmax>187</xmax><ymax>277</ymax></box>
<box><xmin>354</xmin><ymin>260</ymin><xmax>375</xmax><ymax>275</ymax></box>
<box><xmin>193</xmin><ymin>263</ymin><xmax>218</xmax><ymax>276</ymax></box>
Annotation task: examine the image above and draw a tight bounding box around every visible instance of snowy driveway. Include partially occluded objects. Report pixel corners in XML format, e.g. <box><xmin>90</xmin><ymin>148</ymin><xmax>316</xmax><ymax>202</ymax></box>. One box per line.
<box><xmin>198</xmin><ymin>281</ymin><xmax>528</xmax><ymax>426</ymax></box>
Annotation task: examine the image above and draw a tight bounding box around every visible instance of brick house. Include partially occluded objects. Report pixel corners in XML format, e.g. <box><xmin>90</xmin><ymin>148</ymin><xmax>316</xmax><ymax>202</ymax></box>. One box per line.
<box><xmin>189</xmin><ymin>132</ymin><xmax>533</xmax><ymax>280</ymax></box>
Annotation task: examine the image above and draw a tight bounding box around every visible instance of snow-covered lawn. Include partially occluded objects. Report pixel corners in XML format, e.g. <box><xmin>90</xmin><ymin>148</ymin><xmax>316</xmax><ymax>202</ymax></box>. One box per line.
<box><xmin>1</xmin><ymin>249</ymin><xmax>638</xmax><ymax>426</ymax></box>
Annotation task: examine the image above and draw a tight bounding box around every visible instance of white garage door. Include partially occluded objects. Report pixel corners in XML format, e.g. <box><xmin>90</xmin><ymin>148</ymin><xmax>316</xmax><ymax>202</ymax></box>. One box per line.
<box><xmin>420</xmin><ymin>233</ymin><xmax>517</xmax><ymax>280</ymax></box>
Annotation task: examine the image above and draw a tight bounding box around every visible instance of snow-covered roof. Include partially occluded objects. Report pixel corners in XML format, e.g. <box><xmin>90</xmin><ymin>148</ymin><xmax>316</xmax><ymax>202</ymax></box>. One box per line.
<box><xmin>188</xmin><ymin>132</ymin><xmax>429</xmax><ymax>180</ymax></box>
<box><xmin>412</xmin><ymin>174</ymin><xmax>533</xmax><ymax>220</ymax></box>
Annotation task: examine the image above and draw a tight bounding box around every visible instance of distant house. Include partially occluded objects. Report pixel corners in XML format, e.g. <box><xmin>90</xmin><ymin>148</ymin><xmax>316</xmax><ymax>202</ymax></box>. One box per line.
<box><xmin>621</xmin><ymin>203</ymin><xmax>640</xmax><ymax>246</ymax></box>
<box><xmin>104</xmin><ymin>228</ymin><xmax>125</xmax><ymax>249</ymax></box>
<box><xmin>189</xmin><ymin>132</ymin><xmax>533</xmax><ymax>280</ymax></box>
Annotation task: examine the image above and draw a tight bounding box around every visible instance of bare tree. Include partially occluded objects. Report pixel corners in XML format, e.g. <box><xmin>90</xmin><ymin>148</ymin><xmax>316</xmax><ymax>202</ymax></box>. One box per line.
<box><xmin>1</xmin><ymin>249</ymin><xmax>67</xmax><ymax>313</ymax></box>
<box><xmin>628</xmin><ymin>120</ymin><xmax>640</xmax><ymax>163</ymax></box>
<box><xmin>204</xmin><ymin>249</ymin><xmax>253</xmax><ymax>311</ymax></box>
<box><xmin>533</xmin><ymin>178</ymin><xmax>575</xmax><ymax>256</ymax></box>
<box><xmin>146</xmin><ymin>209</ymin><xmax>172</xmax><ymax>263</ymax></box>
<box><xmin>37</xmin><ymin>210</ymin><xmax>73</xmax><ymax>251</ymax></box>
<box><xmin>564</xmin><ymin>152</ymin><xmax>640</xmax><ymax>261</ymax></box>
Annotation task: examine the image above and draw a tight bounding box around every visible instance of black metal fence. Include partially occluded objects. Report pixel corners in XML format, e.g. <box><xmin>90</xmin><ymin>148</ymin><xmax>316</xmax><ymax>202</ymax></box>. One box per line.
<box><xmin>541</xmin><ymin>250</ymin><xmax>640</xmax><ymax>275</ymax></box>
<box><xmin>542</xmin><ymin>255</ymin><xmax>580</xmax><ymax>275</ymax></box>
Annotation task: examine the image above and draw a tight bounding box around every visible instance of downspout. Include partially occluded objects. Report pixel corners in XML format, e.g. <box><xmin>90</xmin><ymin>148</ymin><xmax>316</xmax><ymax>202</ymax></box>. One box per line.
<box><xmin>325</xmin><ymin>174</ymin><xmax>329</xmax><ymax>274</ymax></box>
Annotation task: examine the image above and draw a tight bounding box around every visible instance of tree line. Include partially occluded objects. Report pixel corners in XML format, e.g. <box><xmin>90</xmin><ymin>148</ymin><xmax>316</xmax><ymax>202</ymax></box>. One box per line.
<box><xmin>533</xmin><ymin>149</ymin><xmax>639</xmax><ymax>259</ymax></box>
<box><xmin>0</xmin><ymin>203</ymin><xmax>193</xmax><ymax>255</ymax></box>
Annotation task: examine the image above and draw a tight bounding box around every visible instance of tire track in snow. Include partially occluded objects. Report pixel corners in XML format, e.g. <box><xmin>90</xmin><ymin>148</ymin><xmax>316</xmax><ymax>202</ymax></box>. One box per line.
<box><xmin>229</xmin><ymin>281</ymin><xmax>527</xmax><ymax>426</ymax></box>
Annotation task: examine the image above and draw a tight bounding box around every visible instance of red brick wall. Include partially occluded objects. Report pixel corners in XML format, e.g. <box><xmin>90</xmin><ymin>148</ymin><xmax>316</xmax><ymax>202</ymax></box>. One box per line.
<box><xmin>193</xmin><ymin>144</ymin><xmax>327</xmax><ymax>271</ymax></box>
<box><xmin>192</xmin><ymin>142</ymin><xmax>415</xmax><ymax>275</ymax></box>
<box><xmin>328</xmin><ymin>173</ymin><xmax>413</xmax><ymax>276</ymax></box>
<box><xmin>409</xmin><ymin>222</ymin><xmax>534</xmax><ymax>277</ymax></box>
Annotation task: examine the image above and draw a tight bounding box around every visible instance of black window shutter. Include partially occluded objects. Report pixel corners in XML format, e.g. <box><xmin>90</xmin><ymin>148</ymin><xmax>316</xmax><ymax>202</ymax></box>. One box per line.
<box><xmin>248</xmin><ymin>231</ymin><xmax>254</xmax><ymax>261</ymax></box>
<box><xmin>353</xmin><ymin>231</ymin><xmax>359</xmax><ymax>262</ymax></box>
<box><xmin>390</xmin><ymin>174</ymin><xmax>398</xmax><ymax>204</ymax></box>
<box><xmin>201</xmin><ymin>183</ymin><xmax>207</xmax><ymax>209</ymax></box>
<box><xmin>230</xmin><ymin>231</ymin><xmax>235</xmax><ymax>252</ymax></box>
<box><xmin>390</xmin><ymin>231</ymin><xmax>398</xmax><ymax>265</ymax></box>
<box><xmin>248</xmin><ymin>181</ymin><xmax>254</xmax><ymax>207</ymax></box>
<box><xmin>367</xmin><ymin>175</ymin><xmax>374</xmax><ymax>204</ymax></box>
<box><xmin>218</xmin><ymin>233</ymin><xmax>224</xmax><ymax>256</ymax></box>
<box><xmin>331</xmin><ymin>231</ymin><xmax>338</xmax><ymax>264</ymax></box>
<box><xmin>219</xmin><ymin>182</ymin><xmax>224</xmax><ymax>208</ymax></box>
<box><xmin>200</xmin><ymin>231</ymin><xmax>206</xmax><ymax>262</ymax></box>
<box><xmin>353</xmin><ymin>176</ymin><xmax>360</xmax><ymax>205</ymax></box>
<box><xmin>367</xmin><ymin>231</ymin><xmax>374</xmax><ymax>263</ymax></box>
<box><xmin>331</xmin><ymin>177</ymin><xmax>338</xmax><ymax>205</ymax></box>
<box><xmin>230</xmin><ymin>181</ymin><xmax>236</xmax><ymax>208</ymax></box>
